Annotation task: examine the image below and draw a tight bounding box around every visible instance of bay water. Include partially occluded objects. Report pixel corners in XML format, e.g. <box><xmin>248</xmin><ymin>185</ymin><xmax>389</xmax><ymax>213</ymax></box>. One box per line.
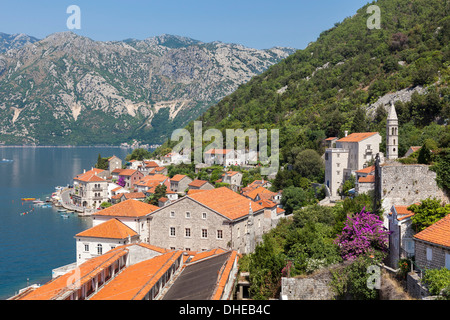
<box><xmin>0</xmin><ymin>146</ymin><xmax>131</xmax><ymax>299</ymax></box>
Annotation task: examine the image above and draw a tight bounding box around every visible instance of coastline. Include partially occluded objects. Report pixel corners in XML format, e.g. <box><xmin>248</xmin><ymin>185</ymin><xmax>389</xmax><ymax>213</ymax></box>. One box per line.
<box><xmin>0</xmin><ymin>145</ymin><xmax>132</xmax><ymax>148</ymax></box>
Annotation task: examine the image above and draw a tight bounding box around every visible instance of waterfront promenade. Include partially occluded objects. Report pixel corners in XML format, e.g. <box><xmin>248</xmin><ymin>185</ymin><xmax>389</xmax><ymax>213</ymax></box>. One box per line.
<box><xmin>59</xmin><ymin>188</ymin><xmax>96</xmax><ymax>216</ymax></box>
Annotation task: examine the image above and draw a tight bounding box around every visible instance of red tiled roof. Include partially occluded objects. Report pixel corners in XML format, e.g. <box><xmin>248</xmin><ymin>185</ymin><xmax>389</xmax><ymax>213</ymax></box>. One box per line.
<box><xmin>170</xmin><ymin>174</ymin><xmax>187</xmax><ymax>182</ymax></box>
<box><xmin>358</xmin><ymin>175</ymin><xmax>375</xmax><ymax>183</ymax></box>
<box><xmin>74</xmin><ymin>168</ymin><xmax>106</xmax><ymax>183</ymax></box>
<box><xmin>325</xmin><ymin>137</ymin><xmax>337</xmax><ymax>141</ymax></box>
<box><xmin>90</xmin><ymin>251</ymin><xmax>183</xmax><ymax>300</ymax></box>
<box><xmin>355</xmin><ymin>165</ymin><xmax>376</xmax><ymax>174</ymax></box>
<box><xmin>188</xmin><ymin>187</ymin><xmax>264</xmax><ymax>220</ymax></box>
<box><xmin>119</xmin><ymin>169</ymin><xmax>140</xmax><ymax>176</ymax></box>
<box><xmin>389</xmin><ymin>205</ymin><xmax>415</xmax><ymax>221</ymax></box>
<box><xmin>188</xmin><ymin>179</ymin><xmax>208</xmax><ymax>187</ymax></box>
<box><xmin>337</xmin><ymin>132</ymin><xmax>378</xmax><ymax>143</ymax></box>
<box><xmin>75</xmin><ymin>218</ymin><xmax>138</xmax><ymax>239</ymax></box>
<box><xmin>93</xmin><ymin>199</ymin><xmax>158</xmax><ymax>218</ymax></box>
<box><xmin>414</xmin><ymin>214</ymin><xmax>450</xmax><ymax>247</ymax></box>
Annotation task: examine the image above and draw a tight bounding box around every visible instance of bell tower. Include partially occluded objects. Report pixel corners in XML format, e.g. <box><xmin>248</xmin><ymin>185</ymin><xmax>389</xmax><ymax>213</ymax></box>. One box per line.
<box><xmin>386</xmin><ymin>101</ymin><xmax>398</xmax><ymax>160</ymax></box>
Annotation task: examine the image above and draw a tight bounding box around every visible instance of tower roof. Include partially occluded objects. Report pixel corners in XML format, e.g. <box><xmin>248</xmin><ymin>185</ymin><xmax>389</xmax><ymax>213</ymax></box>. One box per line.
<box><xmin>387</xmin><ymin>102</ymin><xmax>398</xmax><ymax>120</ymax></box>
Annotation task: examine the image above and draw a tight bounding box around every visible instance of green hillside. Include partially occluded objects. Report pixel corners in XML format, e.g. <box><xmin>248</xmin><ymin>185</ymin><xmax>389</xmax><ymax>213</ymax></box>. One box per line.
<box><xmin>159</xmin><ymin>0</ymin><xmax>449</xmax><ymax>179</ymax></box>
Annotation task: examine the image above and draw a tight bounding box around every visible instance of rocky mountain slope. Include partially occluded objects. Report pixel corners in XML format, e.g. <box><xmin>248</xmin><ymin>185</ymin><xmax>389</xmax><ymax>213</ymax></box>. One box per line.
<box><xmin>0</xmin><ymin>32</ymin><xmax>38</xmax><ymax>52</ymax></box>
<box><xmin>0</xmin><ymin>32</ymin><xmax>295</xmax><ymax>145</ymax></box>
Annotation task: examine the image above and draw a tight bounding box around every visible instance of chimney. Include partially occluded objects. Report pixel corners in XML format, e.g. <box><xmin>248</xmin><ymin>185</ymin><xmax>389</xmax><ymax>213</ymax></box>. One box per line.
<box><xmin>83</xmin><ymin>169</ymin><xmax>86</xmax><ymax>173</ymax></box>
<box><xmin>344</xmin><ymin>130</ymin><xmax>348</xmax><ymax>137</ymax></box>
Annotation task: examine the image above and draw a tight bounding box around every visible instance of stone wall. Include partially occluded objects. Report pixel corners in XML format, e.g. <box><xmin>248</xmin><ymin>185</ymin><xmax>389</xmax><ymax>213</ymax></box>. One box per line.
<box><xmin>379</xmin><ymin>162</ymin><xmax>449</xmax><ymax>221</ymax></box>
<box><xmin>414</xmin><ymin>239</ymin><xmax>450</xmax><ymax>270</ymax></box>
<box><xmin>281</xmin><ymin>277</ymin><xmax>335</xmax><ymax>300</ymax></box>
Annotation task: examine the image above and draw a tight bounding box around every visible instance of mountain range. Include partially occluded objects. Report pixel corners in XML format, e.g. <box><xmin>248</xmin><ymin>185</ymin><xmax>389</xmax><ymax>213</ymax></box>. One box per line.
<box><xmin>0</xmin><ymin>32</ymin><xmax>295</xmax><ymax>145</ymax></box>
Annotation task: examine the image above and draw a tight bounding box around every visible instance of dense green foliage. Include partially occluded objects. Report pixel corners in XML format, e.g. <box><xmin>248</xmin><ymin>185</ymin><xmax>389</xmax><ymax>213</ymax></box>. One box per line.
<box><xmin>422</xmin><ymin>268</ymin><xmax>450</xmax><ymax>298</ymax></box>
<box><xmin>408</xmin><ymin>197</ymin><xmax>450</xmax><ymax>232</ymax></box>
<box><xmin>153</xmin><ymin>0</ymin><xmax>449</xmax><ymax>178</ymax></box>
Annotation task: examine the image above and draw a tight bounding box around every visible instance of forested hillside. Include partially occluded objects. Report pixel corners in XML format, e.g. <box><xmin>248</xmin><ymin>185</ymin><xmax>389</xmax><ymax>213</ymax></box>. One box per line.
<box><xmin>159</xmin><ymin>0</ymin><xmax>449</xmax><ymax>184</ymax></box>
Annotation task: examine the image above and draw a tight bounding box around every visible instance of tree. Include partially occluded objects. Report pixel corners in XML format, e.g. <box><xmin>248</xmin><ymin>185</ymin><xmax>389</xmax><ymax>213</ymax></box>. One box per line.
<box><xmin>126</xmin><ymin>148</ymin><xmax>152</xmax><ymax>161</ymax></box>
<box><xmin>431</xmin><ymin>148</ymin><xmax>450</xmax><ymax>193</ymax></box>
<box><xmin>335</xmin><ymin>207</ymin><xmax>390</xmax><ymax>261</ymax></box>
<box><xmin>95</xmin><ymin>153</ymin><xmax>109</xmax><ymax>170</ymax></box>
<box><xmin>408</xmin><ymin>198</ymin><xmax>450</xmax><ymax>232</ymax></box>
<box><xmin>293</xmin><ymin>149</ymin><xmax>324</xmax><ymax>182</ymax></box>
<box><xmin>280</xmin><ymin>186</ymin><xmax>316</xmax><ymax>215</ymax></box>
<box><xmin>146</xmin><ymin>184</ymin><xmax>167</xmax><ymax>205</ymax></box>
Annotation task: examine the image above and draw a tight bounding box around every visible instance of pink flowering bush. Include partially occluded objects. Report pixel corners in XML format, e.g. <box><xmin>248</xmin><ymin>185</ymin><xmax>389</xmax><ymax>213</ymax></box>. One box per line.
<box><xmin>335</xmin><ymin>207</ymin><xmax>390</xmax><ymax>260</ymax></box>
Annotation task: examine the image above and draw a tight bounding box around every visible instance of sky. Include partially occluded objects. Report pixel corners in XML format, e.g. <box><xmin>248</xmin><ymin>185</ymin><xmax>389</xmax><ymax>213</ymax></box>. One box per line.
<box><xmin>0</xmin><ymin>0</ymin><xmax>370</xmax><ymax>50</ymax></box>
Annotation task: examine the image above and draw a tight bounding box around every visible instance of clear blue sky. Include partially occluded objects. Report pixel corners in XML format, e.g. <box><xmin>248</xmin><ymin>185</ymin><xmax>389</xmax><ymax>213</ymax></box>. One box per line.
<box><xmin>0</xmin><ymin>0</ymin><xmax>370</xmax><ymax>49</ymax></box>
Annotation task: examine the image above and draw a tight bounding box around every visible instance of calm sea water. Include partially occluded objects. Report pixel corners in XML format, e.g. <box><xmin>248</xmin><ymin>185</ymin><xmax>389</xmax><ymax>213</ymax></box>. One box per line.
<box><xmin>0</xmin><ymin>146</ymin><xmax>131</xmax><ymax>299</ymax></box>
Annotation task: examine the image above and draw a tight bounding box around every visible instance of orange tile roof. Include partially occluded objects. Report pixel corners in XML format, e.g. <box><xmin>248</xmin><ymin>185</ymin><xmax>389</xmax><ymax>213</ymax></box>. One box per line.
<box><xmin>18</xmin><ymin>247</ymin><xmax>129</xmax><ymax>300</ymax></box>
<box><xmin>112</xmin><ymin>168</ymin><xmax>124</xmax><ymax>174</ymax></box>
<box><xmin>188</xmin><ymin>187</ymin><xmax>264</xmax><ymax>220</ymax></box>
<box><xmin>222</xmin><ymin>171</ymin><xmax>240</xmax><ymax>177</ymax></box>
<box><xmin>211</xmin><ymin>251</ymin><xmax>238</xmax><ymax>300</ymax></box>
<box><xmin>90</xmin><ymin>251</ymin><xmax>183</xmax><ymax>300</ymax></box>
<box><xmin>276</xmin><ymin>207</ymin><xmax>285</xmax><ymax>215</ymax></box>
<box><xmin>76</xmin><ymin>218</ymin><xmax>138</xmax><ymax>239</ymax></box>
<box><xmin>143</xmin><ymin>161</ymin><xmax>159</xmax><ymax>168</ymax></box>
<box><xmin>355</xmin><ymin>165</ymin><xmax>376</xmax><ymax>174</ymax></box>
<box><xmin>93</xmin><ymin>199</ymin><xmax>159</xmax><ymax>218</ymax></box>
<box><xmin>189</xmin><ymin>248</ymin><xmax>226</xmax><ymax>263</ymax></box>
<box><xmin>244</xmin><ymin>186</ymin><xmax>277</xmax><ymax>200</ymax></box>
<box><xmin>204</xmin><ymin>149</ymin><xmax>233</xmax><ymax>155</ymax></box>
<box><xmin>390</xmin><ymin>205</ymin><xmax>415</xmax><ymax>221</ymax></box>
<box><xmin>325</xmin><ymin>137</ymin><xmax>337</xmax><ymax>141</ymax></box>
<box><xmin>119</xmin><ymin>169</ymin><xmax>140</xmax><ymax>176</ymax></box>
<box><xmin>337</xmin><ymin>132</ymin><xmax>378</xmax><ymax>143</ymax></box>
<box><xmin>414</xmin><ymin>214</ymin><xmax>450</xmax><ymax>247</ymax></box>
<box><xmin>122</xmin><ymin>192</ymin><xmax>146</xmax><ymax>200</ymax></box>
<box><xmin>74</xmin><ymin>168</ymin><xmax>106</xmax><ymax>183</ymax></box>
<box><xmin>188</xmin><ymin>179</ymin><xmax>209</xmax><ymax>188</ymax></box>
<box><xmin>170</xmin><ymin>174</ymin><xmax>187</xmax><ymax>182</ymax></box>
<box><xmin>187</xmin><ymin>189</ymin><xmax>207</xmax><ymax>195</ymax></box>
<box><xmin>358</xmin><ymin>175</ymin><xmax>375</xmax><ymax>183</ymax></box>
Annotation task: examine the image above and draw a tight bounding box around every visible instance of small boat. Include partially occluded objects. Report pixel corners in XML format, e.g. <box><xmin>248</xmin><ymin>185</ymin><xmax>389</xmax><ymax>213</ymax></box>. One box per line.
<box><xmin>57</xmin><ymin>209</ymin><xmax>67</xmax><ymax>212</ymax></box>
<box><xmin>61</xmin><ymin>214</ymin><xmax>69</xmax><ymax>219</ymax></box>
<box><xmin>1</xmin><ymin>158</ymin><xmax>13</xmax><ymax>163</ymax></box>
<box><xmin>21</xmin><ymin>198</ymin><xmax>36</xmax><ymax>201</ymax></box>
<box><xmin>66</xmin><ymin>210</ymin><xmax>75</xmax><ymax>214</ymax></box>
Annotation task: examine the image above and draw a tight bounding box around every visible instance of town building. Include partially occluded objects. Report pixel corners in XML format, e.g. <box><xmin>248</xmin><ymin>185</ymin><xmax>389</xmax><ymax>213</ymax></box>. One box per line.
<box><xmin>169</xmin><ymin>174</ymin><xmax>192</xmax><ymax>194</ymax></box>
<box><xmin>413</xmin><ymin>214</ymin><xmax>450</xmax><ymax>270</ymax></box>
<box><xmin>107</xmin><ymin>155</ymin><xmax>122</xmax><ymax>172</ymax></box>
<box><xmin>386</xmin><ymin>102</ymin><xmax>399</xmax><ymax>160</ymax></box>
<box><xmin>72</xmin><ymin>168</ymin><xmax>109</xmax><ymax>209</ymax></box>
<box><xmin>324</xmin><ymin>131</ymin><xmax>382</xmax><ymax>198</ymax></box>
<box><xmin>387</xmin><ymin>205</ymin><xmax>416</xmax><ymax>268</ymax></box>
<box><xmin>220</xmin><ymin>171</ymin><xmax>243</xmax><ymax>192</ymax></box>
<box><xmin>187</xmin><ymin>179</ymin><xmax>214</xmax><ymax>191</ymax></box>
<box><xmin>118</xmin><ymin>169</ymin><xmax>144</xmax><ymax>189</ymax></box>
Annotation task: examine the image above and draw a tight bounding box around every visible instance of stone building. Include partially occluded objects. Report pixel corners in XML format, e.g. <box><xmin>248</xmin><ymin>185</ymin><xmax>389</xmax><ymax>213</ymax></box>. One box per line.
<box><xmin>107</xmin><ymin>155</ymin><xmax>122</xmax><ymax>172</ymax></box>
<box><xmin>324</xmin><ymin>131</ymin><xmax>381</xmax><ymax>198</ymax></box>
<box><xmin>72</xmin><ymin>168</ymin><xmax>109</xmax><ymax>209</ymax></box>
<box><xmin>169</xmin><ymin>174</ymin><xmax>192</xmax><ymax>194</ymax></box>
<box><xmin>413</xmin><ymin>214</ymin><xmax>450</xmax><ymax>270</ymax></box>
<box><xmin>147</xmin><ymin>187</ymin><xmax>270</xmax><ymax>254</ymax></box>
<box><xmin>387</xmin><ymin>205</ymin><xmax>416</xmax><ymax>269</ymax></box>
<box><xmin>386</xmin><ymin>102</ymin><xmax>398</xmax><ymax>160</ymax></box>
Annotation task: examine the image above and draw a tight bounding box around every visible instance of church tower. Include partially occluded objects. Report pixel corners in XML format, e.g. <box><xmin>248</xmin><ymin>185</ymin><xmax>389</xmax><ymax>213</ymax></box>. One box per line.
<box><xmin>386</xmin><ymin>101</ymin><xmax>398</xmax><ymax>160</ymax></box>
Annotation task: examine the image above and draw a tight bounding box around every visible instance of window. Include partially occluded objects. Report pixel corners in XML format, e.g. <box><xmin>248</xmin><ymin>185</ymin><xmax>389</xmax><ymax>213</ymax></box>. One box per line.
<box><xmin>170</xmin><ymin>211</ymin><xmax>175</xmax><ymax>218</ymax></box>
<box><xmin>185</xmin><ymin>211</ymin><xmax>191</xmax><ymax>218</ymax></box>
<box><xmin>170</xmin><ymin>227</ymin><xmax>176</xmax><ymax>237</ymax></box>
<box><xmin>185</xmin><ymin>228</ymin><xmax>191</xmax><ymax>237</ymax></box>
<box><xmin>201</xmin><ymin>229</ymin><xmax>208</xmax><ymax>239</ymax></box>
<box><xmin>97</xmin><ymin>244</ymin><xmax>103</xmax><ymax>255</ymax></box>
<box><xmin>202</xmin><ymin>212</ymin><xmax>207</xmax><ymax>219</ymax></box>
<box><xmin>84</xmin><ymin>244</ymin><xmax>89</xmax><ymax>252</ymax></box>
<box><xmin>217</xmin><ymin>230</ymin><xmax>223</xmax><ymax>239</ymax></box>
<box><xmin>445</xmin><ymin>253</ymin><xmax>450</xmax><ymax>270</ymax></box>
<box><xmin>426</xmin><ymin>247</ymin><xmax>433</xmax><ymax>261</ymax></box>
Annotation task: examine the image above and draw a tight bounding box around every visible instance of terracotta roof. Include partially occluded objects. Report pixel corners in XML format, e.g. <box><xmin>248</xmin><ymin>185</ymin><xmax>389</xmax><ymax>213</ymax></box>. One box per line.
<box><xmin>74</xmin><ymin>168</ymin><xmax>106</xmax><ymax>183</ymax></box>
<box><xmin>108</xmin><ymin>155</ymin><xmax>120</xmax><ymax>161</ymax></box>
<box><xmin>355</xmin><ymin>165</ymin><xmax>376</xmax><ymax>174</ymax></box>
<box><xmin>409</xmin><ymin>146</ymin><xmax>421</xmax><ymax>152</ymax></box>
<box><xmin>244</xmin><ymin>186</ymin><xmax>277</xmax><ymax>200</ymax></box>
<box><xmin>189</xmin><ymin>248</ymin><xmax>226</xmax><ymax>263</ymax></box>
<box><xmin>76</xmin><ymin>218</ymin><xmax>138</xmax><ymax>239</ymax></box>
<box><xmin>90</xmin><ymin>251</ymin><xmax>183</xmax><ymax>300</ymax></box>
<box><xmin>112</xmin><ymin>186</ymin><xmax>124</xmax><ymax>192</ymax></box>
<box><xmin>358</xmin><ymin>175</ymin><xmax>375</xmax><ymax>183</ymax></box>
<box><xmin>222</xmin><ymin>171</ymin><xmax>240</xmax><ymax>177</ymax></box>
<box><xmin>158</xmin><ymin>197</ymin><xmax>169</xmax><ymax>202</ymax></box>
<box><xmin>188</xmin><ymin>179</ymin><xmax>208</xmax><ymax>187</ymax></box>
<box><xmin>122</xmin><ymin>192</ymin><xmax>146</xmax><ymax>200</ymax></box>
<box><xmin>276</xmin><ymin>207</ymin><xmax>285</xmax><ymax>215</ymax></box>
<box><xmin>414</xmin><ymin>214</ymin><xmax>450</xmax><ymax>247</ymax></box>
<box><xmin>112</xmin><ymin>168</ymin><xmax>124</xmax><ymax>174</ymax></box>
<box><xmin>119</xmin><ymin>169</ymin><xmax>140</xmax><ymax>176</ymax></box>
<box><xmin>204</xmin><ymin>149</ymin><xmax>232</xmax><ymax>155</ymax></box>
<box><xmin>211</xmin><ymin>251</ymin><xmax>238</xmax><ymax>300</ymax></box>
<box><xmin>325</xmin><ymin>137</ymin><xmax>337</xmax><ymax>141</ymax></box>
<box><xmin>143</xmin><ymin>161</ymin><xmax>159</xmax><ymax>168</ymax></box>
<box><xmin>170</xmin><ymin>174</ymin><xmax>187</xmax><ymax>182</ymax></box>
<box><xmin>337</xmin><ymin>132</ymin><xmax>378</xmax><ymax>143</ymax></box>
<box><xmin>93</xmin><ymin>199</ymin><xmax>158</xmax><ymax>218</ymax></box>
<box><xmin>187</xmin><ymin>187</ymin><xmax>264</xmax><ymax>220</ymax></box>
<box><xmin>389</xmin><ymin>205</ymin><xmax>415</xmax><ymax>221</ymax></box>
<box><xmin>18</xmin><ymin>247</ymin><xmax>129</xmax><ymax>300</ymax></box>
<box><xmin>187</xmin><ymin>189</ymin><xmax>207</xmax><ymax>195</ymax></box>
